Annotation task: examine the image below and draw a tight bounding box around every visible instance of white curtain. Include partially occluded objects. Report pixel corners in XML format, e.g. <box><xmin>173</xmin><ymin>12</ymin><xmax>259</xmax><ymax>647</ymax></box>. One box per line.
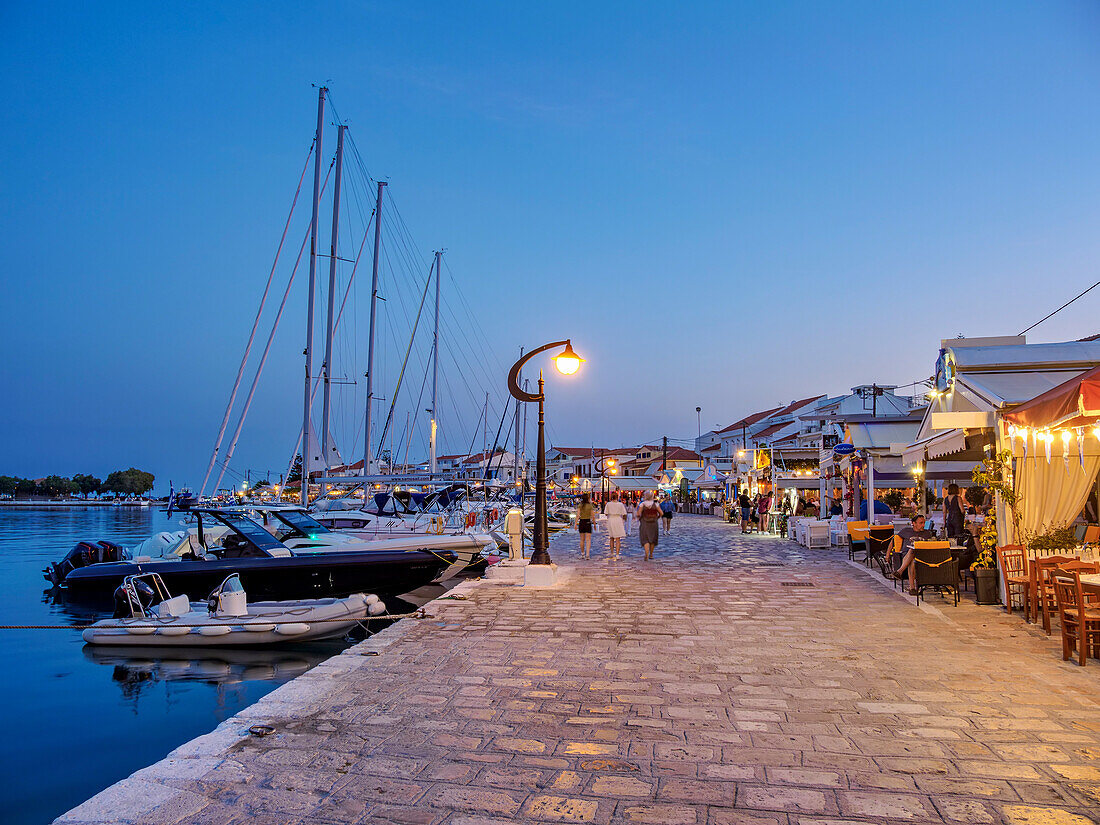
<box><xmin>1014</xmin><ymin>455</ymin><xmax>1100</xmax><ymax>537</ymax></box>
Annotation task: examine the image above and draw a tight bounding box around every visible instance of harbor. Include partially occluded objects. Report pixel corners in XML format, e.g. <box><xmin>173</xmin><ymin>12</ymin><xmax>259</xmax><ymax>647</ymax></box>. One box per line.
<box><xmin>55</xmin><ymin>516</ymin><xmax>1100</xmax><ymax>825</ymax></box>
<box><xmin>9</xmin><ymin>4</ymin><xmax>1100</xmax><ymax>824</ymax></box>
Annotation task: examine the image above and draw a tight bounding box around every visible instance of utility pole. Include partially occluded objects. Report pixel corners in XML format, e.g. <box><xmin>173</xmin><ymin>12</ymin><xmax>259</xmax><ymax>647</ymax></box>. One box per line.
<box><xmin>662</xmin><ymin>436</ymin><xmax>668</xmax><ymax>473</ymax></box>
<box><xmin>300</xmin><ymin>85</ymin><xmax>326</xmax><ymax>506</ymax></box>
<box><xmin>429</xmin><ymin>250</ymin><xmax>441</xmax><ymax>474</ymax></box>
<box><xmin>363</xmin><ymin>180</ymin><xmax>386</xmax><ymax>478</ymax></box>
<box><xmin>696</xmin><ymin>407</ymin><xmax>701</xmax><ymax>439</ymax></box>
<box><xmin>320</xmin><ymin>124</ymin><xmax>346</xmax><ymax>493</ymax></box>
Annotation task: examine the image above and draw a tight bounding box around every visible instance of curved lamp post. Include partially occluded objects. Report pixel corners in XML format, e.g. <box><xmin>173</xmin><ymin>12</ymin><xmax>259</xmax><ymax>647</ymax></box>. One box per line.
<box><xmin>507</xmin><ymin>340</ymin><xmax>584</xmax><ymax>565</ymax></box>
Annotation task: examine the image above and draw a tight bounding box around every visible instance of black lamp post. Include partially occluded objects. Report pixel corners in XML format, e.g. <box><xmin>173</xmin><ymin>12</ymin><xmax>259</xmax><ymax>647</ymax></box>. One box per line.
<box><xmin>507</xmin><ymin>339</ymin><xmax>584</xmax><ymax>565</ymax></box>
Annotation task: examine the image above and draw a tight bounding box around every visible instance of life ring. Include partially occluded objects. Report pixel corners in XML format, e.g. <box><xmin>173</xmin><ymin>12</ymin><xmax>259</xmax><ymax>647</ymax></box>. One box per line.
<box><xmin>429</xmin><ymin>515</ymin><xmax>446</xmax><ymax>534</ymax></box>
<box><xmin>464</xmin><ymin>512</ymin><xmax>477</xmax><ymax>529</ymax></box>
<box><xmin>490</xmin><ymin>508</ymin><xmax>499</xmax><ymax>522</ymax></box>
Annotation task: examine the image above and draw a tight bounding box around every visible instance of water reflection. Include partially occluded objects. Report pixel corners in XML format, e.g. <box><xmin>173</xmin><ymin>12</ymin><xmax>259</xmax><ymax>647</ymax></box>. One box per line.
<box><xmin>83</xmin><ymin>643</ymin><xmax>339</xmax><ymax>690</ymax></box>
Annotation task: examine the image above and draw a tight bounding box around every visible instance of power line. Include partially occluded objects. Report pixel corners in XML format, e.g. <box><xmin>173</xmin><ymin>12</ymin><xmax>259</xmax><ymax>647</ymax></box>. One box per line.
<box><xmin>1019</xmin><ymin>279</ymin><xmax>1100</xmax><ymax>336</ymax></box>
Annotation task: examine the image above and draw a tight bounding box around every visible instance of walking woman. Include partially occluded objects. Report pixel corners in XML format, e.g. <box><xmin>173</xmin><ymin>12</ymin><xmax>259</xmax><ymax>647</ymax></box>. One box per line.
<box><xmin>604</xmin><ymin>491</ymin><xmax>627</xmax><ymax>559</ymax></box>
<box><xmin>637</xmin><ymin>490</ymin><xmax>662</xmax><ymax>560</ymax></box>
<box><xmin>576</xmin><ymin>493</ymin><xmax>595</xmax><ymax>559</ymax></box>
<box><xmin>757</xmin><ymin>491</ymin><xmax>771</xmax><ymax>534</ymax></box>
<box><xmin>660</xmin><ymin>494</ymin><xmax>675</xmax><ymax>533</ymax></box>
<box><xmin>943</xmin><ymin>482</ymin><xmax>966</xmax><ymax>539</ymax></box>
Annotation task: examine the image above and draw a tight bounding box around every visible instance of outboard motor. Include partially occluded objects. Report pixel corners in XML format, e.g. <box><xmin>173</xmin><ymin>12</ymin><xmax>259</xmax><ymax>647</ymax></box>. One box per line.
<box><xmin>112</xmin><ymin>578</ymin><xmax>156</xmax><ymax>618</ymax></box>
<box><xmin>45</xmin><ymin>540</ymin><xmax>109</xmax><ymax>586</ymax></box>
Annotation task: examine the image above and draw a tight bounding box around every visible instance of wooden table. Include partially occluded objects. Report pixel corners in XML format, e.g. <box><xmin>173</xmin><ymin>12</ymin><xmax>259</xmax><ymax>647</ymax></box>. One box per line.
<box><xmin>1081</xmin><ymin>573</ymin><xmax>1100</xmax><ymax>598</ymax></box>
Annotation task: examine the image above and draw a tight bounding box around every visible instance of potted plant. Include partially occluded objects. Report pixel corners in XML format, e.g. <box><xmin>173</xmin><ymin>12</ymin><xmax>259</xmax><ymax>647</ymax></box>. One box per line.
<box><xmin>971</xmin><ymin>505</ymin><xmax>1000</xmax><ymax>604</ymax></box>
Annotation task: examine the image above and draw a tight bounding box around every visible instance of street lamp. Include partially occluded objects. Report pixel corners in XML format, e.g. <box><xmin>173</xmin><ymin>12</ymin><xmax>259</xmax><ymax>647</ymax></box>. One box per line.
<box><xmin>507</xmin><ymin>339</ymin><xmax>585</xmax><ymax>565</ymax></box>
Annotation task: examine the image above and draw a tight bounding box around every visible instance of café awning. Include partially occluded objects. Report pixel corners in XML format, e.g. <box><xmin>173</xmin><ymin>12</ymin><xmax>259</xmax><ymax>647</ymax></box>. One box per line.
<box><xmin>901</xmin><ymin>428</ymin><xmax>968</xmax><ymax>466</ymax></box>
<box><xmin>1001</xmin><ymin>364</ymin><xmax>1100</xmax><ymax>430</ymax></box>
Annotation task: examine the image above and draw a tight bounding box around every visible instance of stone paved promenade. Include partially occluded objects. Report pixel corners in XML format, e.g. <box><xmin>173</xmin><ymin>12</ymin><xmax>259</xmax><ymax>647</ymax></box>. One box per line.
<box><xmin>59</xmin><ymin>516</ymin><xmax>1100</xmax><ymax>825</ymax></box>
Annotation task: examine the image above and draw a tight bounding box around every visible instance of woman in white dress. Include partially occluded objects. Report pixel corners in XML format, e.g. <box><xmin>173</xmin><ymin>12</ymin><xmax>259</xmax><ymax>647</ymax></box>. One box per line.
<box><xmin>604</xmin><ymin>491</ymin><xmax>627</xmax><ymax>559</ymax></box>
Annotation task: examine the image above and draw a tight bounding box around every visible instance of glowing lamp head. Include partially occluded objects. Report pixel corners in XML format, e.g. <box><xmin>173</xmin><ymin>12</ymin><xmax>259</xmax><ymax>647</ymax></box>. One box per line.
<box><xmin>553</xmin><ymin>342</ymin><xmax>584</xmax><ymax>376</ymax></box>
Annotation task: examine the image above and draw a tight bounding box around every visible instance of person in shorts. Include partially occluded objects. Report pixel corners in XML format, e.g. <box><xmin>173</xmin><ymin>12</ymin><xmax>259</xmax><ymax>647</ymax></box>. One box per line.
<box><xmin>737</xmin><ymin>490</ymin><xmax>752</xmax><ymax>533</ymax></box>
<box><xmin>576</xmin><ymin>493</ymin><xmax>595</xmax><ymax>559</ymax></box>
<box><xmin>660</xmin><ymin>494</ymin><xmax>675</xmax><ymax>533</ymax></box>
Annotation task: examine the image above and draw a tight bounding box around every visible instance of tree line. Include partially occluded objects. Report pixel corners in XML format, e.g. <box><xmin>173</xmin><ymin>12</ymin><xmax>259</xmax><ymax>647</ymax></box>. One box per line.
<box><xmin>0</xmin><ymin>468</ymin><xmax>155</xmax><ymax>498</ymax></box>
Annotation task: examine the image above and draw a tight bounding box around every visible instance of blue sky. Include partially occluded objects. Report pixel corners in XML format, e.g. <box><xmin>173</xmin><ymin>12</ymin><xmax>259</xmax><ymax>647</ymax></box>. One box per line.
<box><xmin>4</xmin><ymin>1</ymin><xmax>1100</xmax><ymax>490</ymax></box>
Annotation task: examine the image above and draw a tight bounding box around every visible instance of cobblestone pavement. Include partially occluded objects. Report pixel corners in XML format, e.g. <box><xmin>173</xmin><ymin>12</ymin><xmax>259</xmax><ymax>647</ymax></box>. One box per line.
<box><xmin>59</xmin><ymin>515</ymin><xmax>1100</xmax><ymax>825</ymax></box>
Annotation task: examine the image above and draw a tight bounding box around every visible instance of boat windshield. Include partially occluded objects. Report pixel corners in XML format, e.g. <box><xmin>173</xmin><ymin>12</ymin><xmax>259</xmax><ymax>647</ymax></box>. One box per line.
<box><xmin>206</xmin><ymin>512</ymin><xmax>286</xmax><ymax>557</ymax></box>
<box><xmin>271</xmin><ymin>509</ymin><xmax>330</xmax><ymax>537</ymax></box>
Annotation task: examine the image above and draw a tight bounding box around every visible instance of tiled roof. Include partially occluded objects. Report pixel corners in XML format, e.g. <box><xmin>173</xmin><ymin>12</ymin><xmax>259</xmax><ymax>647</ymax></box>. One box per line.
<box><xmin>754</xmin><ymin>421</ymin><xmax>791</xmax><ymax>440</ymax></box>
<box><xmin>717</xmin><ymin>407</ymin><xmax>783</xmax><ymax>434</ymax></box>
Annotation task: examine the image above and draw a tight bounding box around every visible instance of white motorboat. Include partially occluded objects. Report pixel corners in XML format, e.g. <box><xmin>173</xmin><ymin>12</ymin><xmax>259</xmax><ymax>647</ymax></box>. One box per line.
<box><xmin>82</xmin><ymin>573</ymin><xmax>384</xmax><ymax>647</ymax></box>
<box><xmin>128</xmin><ymin>507</ymin><xmax>497</xmax><ymax>583</ymax></box>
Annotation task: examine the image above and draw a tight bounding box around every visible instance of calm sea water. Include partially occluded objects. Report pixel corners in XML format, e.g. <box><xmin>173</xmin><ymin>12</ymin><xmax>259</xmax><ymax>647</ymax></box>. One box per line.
<box><xmin>0</xmin><ymin>507</ymin><xmax>350</xmax><ymax>824</ymax></box>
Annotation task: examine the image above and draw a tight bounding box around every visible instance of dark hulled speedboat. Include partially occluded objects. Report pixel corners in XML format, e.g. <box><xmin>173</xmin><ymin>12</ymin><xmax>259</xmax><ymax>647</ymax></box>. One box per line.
<box><xmin>45</xmin><ymin>509</ymin><xmax>456</xmax><ymax>604</ymax></box>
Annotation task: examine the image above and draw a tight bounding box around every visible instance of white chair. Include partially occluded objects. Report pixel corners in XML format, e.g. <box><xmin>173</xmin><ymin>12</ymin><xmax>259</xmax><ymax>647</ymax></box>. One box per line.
<box><xmin>830</xmin><ymin>517</ymin><xmax>849</xmax><ymax>546</ymax></box>
<box><xmin>807</xmin><ymin>520</ymin><xmax>831</xmax><ymax>549</ymax></box>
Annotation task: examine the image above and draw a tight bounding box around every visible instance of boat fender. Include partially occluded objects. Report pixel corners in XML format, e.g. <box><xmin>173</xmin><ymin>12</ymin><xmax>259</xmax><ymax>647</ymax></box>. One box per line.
<box><xmin>368</xmin><ymin>602</ymin><xmax>387</xmax><ymax>616</ymax></box>
<box><xmin>124</xmin><ymin>625</ymin><xmax>157</xmax><ymax>635</ymax></box>
<box><xmin>157</xmin><ymin>626</ymin><xmax>192</xmax><ymax>636</ymax></box>
<box><xmin>197</xmin><ymin>625</ymin><xmax>233</xmax><ymax>636</ymax></box>
<box><xmin>274</xmin><ymin>623</ymin><xmax>310</xmax><ymax>636</ymax></box>
<box><xmin>242</xmin><ymin>622</ymin><xmax>276</xmax><ymax>632</ymax></box>
<box><xmin>364</xmin><ymin>594</ymin><xmax>381</xmax><ymax>605</ymax></box>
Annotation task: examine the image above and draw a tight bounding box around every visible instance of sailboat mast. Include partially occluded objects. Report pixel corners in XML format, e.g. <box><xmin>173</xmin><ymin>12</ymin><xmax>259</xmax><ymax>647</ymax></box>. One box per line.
<box><xmin>320</xmin><ymin>124</ymin><xmax>346</xmax><ymax>491</ymax></box>
<box><xmin>514</xmin><ymin>347</ymin><xmax>523</xmax><ymax>483</ymax></box>
<box><xmin>363</xmin><ymin>180</ymin><xmax>386</xmax><ymax>477</ymax></box>
<box><xmin>429</xmin><ymin>250</ymin><xmax>441</xmax><ymax>474</ymax></box>
<box><xmin>300</xmin><ymin>86</ymin><xmax>326</xmax><ymax>506</ymax></box>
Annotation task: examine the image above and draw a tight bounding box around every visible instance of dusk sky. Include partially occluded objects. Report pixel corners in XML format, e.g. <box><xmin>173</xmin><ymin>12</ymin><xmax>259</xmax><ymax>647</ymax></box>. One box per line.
<box><xmin>5</xmin><ymin>1</ymin><xmax>1100</xmax><ymax>491</ymax></box>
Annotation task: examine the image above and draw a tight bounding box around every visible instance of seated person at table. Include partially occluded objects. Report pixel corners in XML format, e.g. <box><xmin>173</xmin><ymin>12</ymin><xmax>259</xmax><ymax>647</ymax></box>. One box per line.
<box><xmin>891</xmin><ymin>514</ymin><xmax>934</xmax><ymax>595</ymax></box>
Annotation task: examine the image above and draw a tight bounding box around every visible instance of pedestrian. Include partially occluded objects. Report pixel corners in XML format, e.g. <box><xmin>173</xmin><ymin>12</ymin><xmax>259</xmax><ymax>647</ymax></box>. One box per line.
<box><xmin>737</xmin><ymin>489</ymin><xmax>752</xmax><ymax>533</ymax></box>
<box><xmin>659</xmin><ymin>493</ymin><xmax>675</xmax><ymax>533</ymax></box>
<box><xmin>757</xmin><ymin>491</ymin><xmax>771</xmax><ymax>533</ymax></box>
<box><xmin>576</xmin><ymin>493</ymin><xmax>595</xmax><ymax>560</ymax></box>
<box><xmin>624</xmin><ymin>497</ymin><xmax>634</xmax><ymax>536</ymax></box>
<box><xmin>637</xmin><ymin>490</ymin><xmax>662</xmax><ymax>560</ymax></box>
<box><xmin>943</xmin><ymin>483</ymin><xmax>966</xmax><ymax>539</ymax></box>
<box><xmin>604</xmin><ymin>491</ymin><xmax>627</xmax><ymax>559</ymax></box>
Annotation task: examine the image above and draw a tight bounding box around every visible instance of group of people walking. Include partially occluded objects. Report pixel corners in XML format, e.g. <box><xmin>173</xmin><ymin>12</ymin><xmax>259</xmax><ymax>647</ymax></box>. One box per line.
<box><xmin>735</xmin><ymin>490</ymin><xmax>772</xmax><ymax>533</ymax></box>
<box><xmin>575</xmin><ymin>491</ymin><xmax>676</xmax><ymax>561</ymax></box>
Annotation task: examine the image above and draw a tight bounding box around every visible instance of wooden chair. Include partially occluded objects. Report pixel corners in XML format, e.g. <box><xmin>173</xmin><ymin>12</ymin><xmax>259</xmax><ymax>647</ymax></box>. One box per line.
<box><xmin>1052</xmin><ymin>569</ymin><xmax>1100</xmax><ymax>666</ymax></box>
<box><xmin>1034</xmin><ymin>554</ymin><xmax>1079</xmax><ymax>635</ymax></box>
<box><xmin>847</xmin><ymin>521</ymin><xmax>869</xmax><ymax>562</ymax></box>
<box><xmin>995</xmin><ymin>544</ymin><xmax>1029</xmax><ymax>621</ymax></box>
<box><xmin>1085</xmin><ymin>524</ymin><xmax>1100</xmax><ymax>544</ymax></box>
<box><xmin>912</xmin><ymin>541</ymin><xmax>958</xmax><ymax>606</ymax></box>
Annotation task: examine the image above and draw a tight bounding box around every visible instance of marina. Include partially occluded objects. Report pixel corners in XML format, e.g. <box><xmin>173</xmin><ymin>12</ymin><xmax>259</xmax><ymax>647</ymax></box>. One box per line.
<box><xmin>0</xmin><ymin>507</ymin><xmax>350</xmax><ymax>823</ymax></box>
<box><xmin>8</xmin><ymin>4</ymin><xmax>1100</xmax><ymax>824</ymax></box>
<box><xmin>52</xmin><ymin>517</ymin><xmax>1100</xmax><ymax>825</ymax></box>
